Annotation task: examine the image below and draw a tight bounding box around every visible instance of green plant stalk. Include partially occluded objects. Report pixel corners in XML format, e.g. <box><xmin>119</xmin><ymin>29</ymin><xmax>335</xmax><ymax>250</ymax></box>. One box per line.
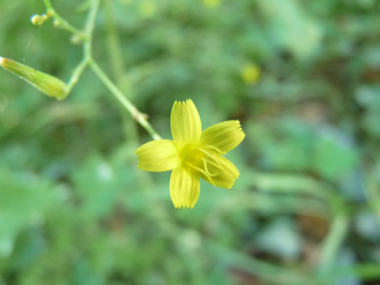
<box><xmin>248</xmin><ymin>171</ymin><xmax>350</xmax><ymax>278</ymax></box>
<box><xmin>103</xmin><ymin>0</ymin><xmax>138</xmax><ymax>142</ymax></box>
<box><xmin>43</xmin><ymin>0</ymin><xmax>86</xmax><ymax>40</ymax></box>
<box><xmin>103</xmin><ymin>0</ymin><xmax>130</xmax><ymax>93</ymax></box>
<box><xmin>83</xmin><ymin>0</ymin><xmax>100</xmax><ymax>57</ymax></box>
<box><xmin>90</xmin><ymin>61</ymin><xmax>162</xmax><ymax>140</ymax></box>
<box><xmin>102</xmin><ymin>0</ymin><xmax>157</xmax><ymax>196</ymax></box>
<box><xmin>317</xmin><ymin>212</ymin><xmax>350</xmax><ymax>277</ymax></box>
<box><xmin>363</xmin><ymin>168</ymin><xmax>380</xmax><ymax>227</ymax></box>
<box><xmin>64</xmin><ymin>58</ymin><xmax>90</xmax><ymax>97</ymax></box>
<box><xmin>332</xmin><ymin>263</ymin><xmax>380</xmax><ymax>280</ymax></box>
<box><xmin>42</xmin><ymin>0</ymin><xmax>162</xmax><ymax>140</ymax></box>
<box><xmin>207</xmin><ymin>240</ymin><xmax>324</xmax><ymax>285</ymax></box>
<box><xmin>57</xmin><ymin>0</ymin><xmax>100</xmax><ymax>99</ymax></box>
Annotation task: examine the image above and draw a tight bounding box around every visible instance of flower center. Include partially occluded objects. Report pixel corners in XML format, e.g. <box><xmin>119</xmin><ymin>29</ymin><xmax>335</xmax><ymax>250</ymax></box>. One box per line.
<box><xmin>179</xmin><ymin>144</ymin><xmax>204</xmax><ymax>168</ymax></box>
<box><xmin>179</xmin><ymin>144</ymin><xmax>224</xmax><ymax>186</ymax></box>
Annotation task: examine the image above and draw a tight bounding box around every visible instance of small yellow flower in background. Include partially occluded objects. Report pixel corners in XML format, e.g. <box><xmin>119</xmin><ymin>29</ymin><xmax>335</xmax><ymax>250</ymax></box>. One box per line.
<box><xmin>139</xmin><ymin>1</ymin><xmax>156</xmax><ymax>18</ymax></box>
<box><xmin>135</xmin><ymin>99</ymin><xmax>245</xmax><ymax>209</ymax></box>
<box><xmin>241</xmin><ymin>63</ymin><xmax>261</xmax><ymax>84</ymax></box>
<box><xmin>202</xmin><ymin>0</ymin><xmax>221</xmax><ymax>8</ymax></box>
<box><xmin>118</xmin><ymin>0</ymin><xmax>133</xmax><ymax>4</ymax></box>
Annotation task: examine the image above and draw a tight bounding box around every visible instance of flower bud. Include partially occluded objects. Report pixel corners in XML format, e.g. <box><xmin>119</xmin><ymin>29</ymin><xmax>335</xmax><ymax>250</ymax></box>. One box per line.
<box><xmin>70</xmin><ymin>35</ymin><xmax>82</xmax><ymax>45</ymax></box>
<box><xmin>31</xmin><ymin>14</ymin><xmax>45</xmax><ymax>26</ymax></box>
<box><xmin>53</xmin><ymin>19</ymin><xmax>61</xmax><ymax>27</ymax></box>
<box><xmin>0</xmin><ymin>57</ymin><xmax>68</xmax><ymax>100</ymax></box>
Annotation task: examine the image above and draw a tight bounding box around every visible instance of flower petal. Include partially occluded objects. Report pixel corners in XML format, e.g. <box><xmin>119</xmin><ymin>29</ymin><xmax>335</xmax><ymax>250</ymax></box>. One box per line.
<box><xmin>197</xmin><ymin>152</ymin><xmax>240</xmax><ymax>189</ymax></box>
<box><xmin>136</xmin><ymin>139</ymin><xmax>179</xmax><ymax>172</ymax></box>
<box><xmin>170</xmin><ymin>165</ymin><xmax>200</xmax><ymax>208</ymax></box>
<box><xmin>200</xmin><ymin>120</ymin><xmax>245</xmax><ymax>154</ymax></box>
<box><xmin>171</xmin><ymin>99</ymin><xmax>202</xmax><ymax>148</ymax></box>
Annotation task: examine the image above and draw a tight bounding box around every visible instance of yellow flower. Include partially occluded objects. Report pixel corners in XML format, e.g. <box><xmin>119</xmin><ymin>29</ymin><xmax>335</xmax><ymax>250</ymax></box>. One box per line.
<box><xmin>139</xmin><ymin>1</ymin><xmax>156</xmax><ymax>18</ymax></box>
<box><xmin>241</xmin><ymin>63</ymin><xmax>261</xmax><ymax>84</ymax></box>
<box><xmin>203</xmin><ymin>0</ymin><xmax>221</xmax><ymax>8</ymax></box>
<box><xmin>135</xmin><ymin>99</ymin><xmax>245</xmax><ymax>209</ymax></box>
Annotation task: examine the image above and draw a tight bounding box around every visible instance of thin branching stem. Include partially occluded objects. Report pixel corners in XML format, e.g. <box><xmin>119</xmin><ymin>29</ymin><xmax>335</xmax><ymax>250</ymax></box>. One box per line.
<box><xmin>83</xmin><ymin>0</ymin><xmax>100</xmax><ymax>59</ymax></box>
<box><xmin>90</xmin><ymin>61</ymin><xmax>162</xmax><ymax>141</ymax></box>
<box><xmin>43</xmin><ymin>0</ymin><xmax>161</xmax><ymax>140</ymax></box>
<box><xmin>63</xmin><ymin>58</ymin><xmax>90</xmax><ymax>98</ymax></box>
<box><xmin>43</xmin><ymin>0</ymin><xmax>86</xmax><ymax>40</ymax></box>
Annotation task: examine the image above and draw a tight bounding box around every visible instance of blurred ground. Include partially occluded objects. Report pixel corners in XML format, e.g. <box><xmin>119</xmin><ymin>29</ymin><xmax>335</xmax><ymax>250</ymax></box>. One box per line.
<box><xmin>1</xmin><ymin>0</ymin><xmax>380</xmax><ymax>284</ymax></box>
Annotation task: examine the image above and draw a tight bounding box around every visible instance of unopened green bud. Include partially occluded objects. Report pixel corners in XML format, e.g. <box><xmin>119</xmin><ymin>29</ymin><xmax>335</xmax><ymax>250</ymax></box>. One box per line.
<box><xmin>70</xmin><ymin>35</ymin><xmax>82</xmax><ymax>45</ymax></box>
<box><xmin>53</xmin><ymin>19</ymin><xmax>61</xmax><ymax>27</ymax></box>
<box><xmin>31</xmin><ymin>14</ymin><xmax>45</xmax><ymax>25</ymax></box>
<box><xmin>0</xmin><ymin>57</ymin><xmax>68</xmax><ymax>100</ymax></box>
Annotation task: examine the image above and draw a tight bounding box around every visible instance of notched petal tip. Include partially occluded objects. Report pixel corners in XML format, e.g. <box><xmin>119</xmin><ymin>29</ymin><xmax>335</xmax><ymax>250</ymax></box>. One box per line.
<box><xmin>173</xmin><ymin>204</ymin><xmax>195</xmax><ymax>209</ymax></box>
<box><xmin>170</xmin><ymin>166</ymin><xmax>200</xmax><ymax>209</ymax></box>
<box><xmin>196</xmin><ymin>152</ymin><xmax>240</xmax><ymax>189</ymax></box>
<box><xmin>225</xmin><ymin>168</ymin><xmax>241</xmax><ymax>188</ymax></box>
<box><xmin>237</xmin><ymin>120</ymin><xmax>246</xmax><ymax>137</ymax></box>
<box><xmin>200</xmin><ymin>120</ymin><xmax>245</xmax><ymax>154</ymax></box>
<box><xmin>171</xmin><ymin>98</ymin><xmax>202</xmax><ymax>147</ymax></box>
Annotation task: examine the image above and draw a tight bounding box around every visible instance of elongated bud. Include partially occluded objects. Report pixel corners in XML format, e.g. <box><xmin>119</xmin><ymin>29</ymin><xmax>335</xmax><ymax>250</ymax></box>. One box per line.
<box><xmin>0</xmin><ymin>57</ymin><xmax>68</xmax><ymax>100</ymax></box>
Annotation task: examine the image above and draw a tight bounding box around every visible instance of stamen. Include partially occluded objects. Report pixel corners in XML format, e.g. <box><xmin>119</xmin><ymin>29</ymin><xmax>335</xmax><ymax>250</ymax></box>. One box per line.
<box><xmin>184</xmin><ymin>158</ymin><xmax>218</xmax><ymax>186</ymax></box>
<box><xmin>197</xmin><ymin>147</ymin><xmax>223</xmax><ymax>168</ymax></box>
<box><xmin>181</xmin><ymin>145</ymin><xmax>226</xmax><ymax>186</ymax></box>
<box><xmin>191</xmin><ymin>164</ymin><xmax>216</xmax><ymax>185</ymax></box>
<box><xmin>204</xmin><ymin>145</ymin><xmax>224</xmax><ymax>154</ymax></box>
<box><xmin>201</xmin><ymin>158</ymin><xmax>218</xmax><ymax>177</ymax></box>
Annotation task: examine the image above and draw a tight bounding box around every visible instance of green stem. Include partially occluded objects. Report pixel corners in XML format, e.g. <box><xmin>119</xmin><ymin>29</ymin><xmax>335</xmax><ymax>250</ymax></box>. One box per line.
<box><xmin>43</xmin><ymin>0</ymin><xmax>53</xmax><ymax>10</ymax></box>
<box><xmin>43</xmin><ymin>0</ymin><xmax>86</xmax><ymax>40</ymax></box>
<box><xmin>207</xmin><ymin>240</ymin><xmax>324</xmax><ymax>285</ymax></box>
<box><xmin>363</xmin><ymin>163</ymin><xmax>380</xmax><ymax>227</ymax></box>
<box><xmin>63</xmin><ymin>58</ymin><xmax>90</xmax><ymax>98</ymax></box>
<box><xmin>317</xmin><ymin>212</ymin><xmax>350</xmax><ymax>277</ymax></box>
<box><xmin>332</xmin><ymin>263</ymin><xmax>380</xmax><ymax>280</ymax></box>
<box><xmin>249</xmin><ymin>171</ymin><xmax>350</xmax><ymax>278</ymax></box>
<box><xmin>103</xmin><ymin>0</ymin><xmax>130</xmax><ymax>92</ymax></box>
<box><xmin>90</xmin><ymin>61</ymin><xmax>162</xmax><ymax>140</ymax></box>
<box><xmin>83</xmin><ymin>0</ymin><xmax>100</xmax><ymax>58</ymax></box>
<box><xmin>42</xmin><ymin>0</ymin><xmax>162</xmax><ymax>141</ymax></box>
<box><xmin>103</xmin><ymin>0</ymin><xmax>137</xmax><ymax>130</ymax></box>
<box><xmin>60</xmin><ymin>0</ymin><xmax>100</xmax><ymax>99</ymax></box>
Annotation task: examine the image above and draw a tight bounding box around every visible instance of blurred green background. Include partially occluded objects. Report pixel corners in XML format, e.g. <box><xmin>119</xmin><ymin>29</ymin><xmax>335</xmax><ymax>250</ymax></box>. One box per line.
<box><xmin>1</xmin><ymin>0</ymin><xmax>380</xmax><ymax>284</ymax></box>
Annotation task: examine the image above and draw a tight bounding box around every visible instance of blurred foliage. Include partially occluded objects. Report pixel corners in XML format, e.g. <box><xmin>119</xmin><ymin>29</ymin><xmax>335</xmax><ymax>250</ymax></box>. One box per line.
<box><xmin>1</xmin><ymin>0</ymin><xmax>380</xmax><ymax>284</ymax></box>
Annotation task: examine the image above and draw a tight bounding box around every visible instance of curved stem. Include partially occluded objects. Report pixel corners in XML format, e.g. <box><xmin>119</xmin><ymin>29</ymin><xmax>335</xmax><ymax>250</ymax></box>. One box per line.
<box><xmin>90</xmin><ymin>61</ymin><xmax>162</xmax><ymax>140</ymax></box>
<box><xmin>103</xmin><ymin>0</ymin><xmax>138</xmax><ymax>140</ymax></box>
<box><xmin>43</xmin><ymin>0</ymin><xmax>86</xmax><ymax>40</ymax></box>
<box><xmin>83</xmin><ymin>0</ymin><xmax>100</xmax><ymax>58</ymax></box>
<box><xmin>318</xmin><ymin>212</ymin><xmax>349</xmax><ymax>277</ymax></box>
<box><xmin>43</xmin><ymin>0</ymin><xmax>162</xmax><ymax>140</ymax></box>
<box><xmin>60</xmin><ymin>0</ymin><xmax>100</xmax><ymax>99</ymax></box>
<box><xmin>63</xmin><ymin>57</ymin><xmax>90</xmax><ymax>99</ymax></box>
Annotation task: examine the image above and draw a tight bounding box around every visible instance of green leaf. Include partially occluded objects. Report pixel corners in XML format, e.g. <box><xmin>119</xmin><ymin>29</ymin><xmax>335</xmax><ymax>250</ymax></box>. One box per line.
<box><xmin>0</xmin><ymin>168</ymin><xmax>58</xmax><ymax>257</ymax></box>
<box><xmin>313</xmin><ymin>132</ymin><xmax>359</xmax><ymax>180</ymax></box>
<box><xmin>257</xmin><ymin>0</ymin><xmax>322</xmax><ymax>59</ymax></box>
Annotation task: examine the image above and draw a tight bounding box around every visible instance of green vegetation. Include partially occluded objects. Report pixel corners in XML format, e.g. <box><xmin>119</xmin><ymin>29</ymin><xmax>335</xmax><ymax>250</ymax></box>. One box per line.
<box><xmin>0</xmin><ymin>0</ymin><xmax>379</xmax><ymax>284</ymax></box>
